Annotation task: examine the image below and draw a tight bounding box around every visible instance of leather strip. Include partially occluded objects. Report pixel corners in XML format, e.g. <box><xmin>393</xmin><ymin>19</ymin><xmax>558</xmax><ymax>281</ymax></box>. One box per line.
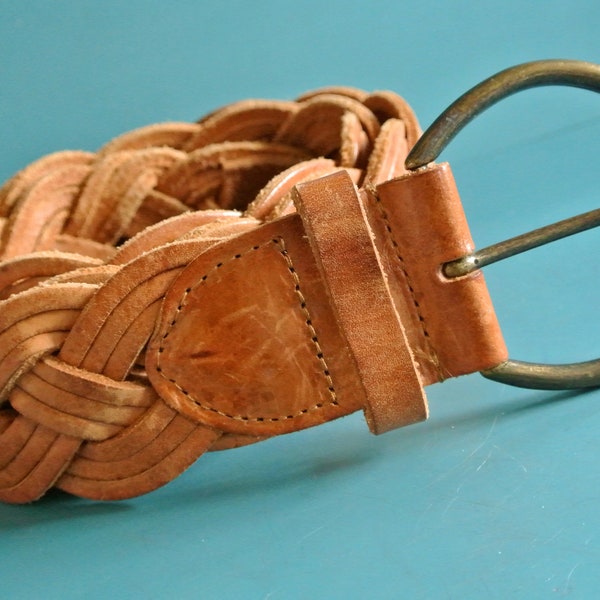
<box><xmin>293</xmin><ymin>171</ymin><xmax>427</xmax><ymax>433</ymax></box>
<box><xmin>364</xmin><ymin>163</ymin><xmax>508</xmax><ymax>384</ymax></box>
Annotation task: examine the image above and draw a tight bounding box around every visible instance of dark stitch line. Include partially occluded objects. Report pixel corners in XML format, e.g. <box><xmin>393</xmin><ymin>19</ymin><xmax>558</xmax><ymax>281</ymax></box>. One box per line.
<box><xmin>155</xmin><ymin>239</ymin><xmax>339</xmax><ymax>422</ymax></box>
<box><xmin>373</xmin><ymin>198</ymin><xmax>437</xmax><ymax>353</ymax></box>
<box><xmin>276</xmin><ymin>237</ymin><xmax>339</xmax><ymax>408</ymax></box>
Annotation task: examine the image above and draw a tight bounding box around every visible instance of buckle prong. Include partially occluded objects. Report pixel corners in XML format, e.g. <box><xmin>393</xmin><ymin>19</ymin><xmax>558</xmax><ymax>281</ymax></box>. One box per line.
<box><xmin>443</xmin><ymin>206</ymin><xmax>600</xmax><ymax>278</ymax></box>
<box><xmin>406</xmin><ymin>59</ymin><xmax>600</xmax><ymax>391</ymax></box>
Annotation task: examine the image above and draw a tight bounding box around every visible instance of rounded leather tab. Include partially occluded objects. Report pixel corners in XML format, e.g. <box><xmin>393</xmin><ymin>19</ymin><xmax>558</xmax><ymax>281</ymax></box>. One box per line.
<box><xmin>147</xmin><ymin>215</ymin><xmax>365</xmax><ymax>436</ymax></box>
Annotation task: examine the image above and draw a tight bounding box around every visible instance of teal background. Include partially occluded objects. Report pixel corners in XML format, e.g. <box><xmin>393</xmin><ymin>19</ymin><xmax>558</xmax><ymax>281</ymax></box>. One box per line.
<box><xmin>1</xmin><ymin>1</ymin><xmax>600</xmax><ymax>598</ymax></box>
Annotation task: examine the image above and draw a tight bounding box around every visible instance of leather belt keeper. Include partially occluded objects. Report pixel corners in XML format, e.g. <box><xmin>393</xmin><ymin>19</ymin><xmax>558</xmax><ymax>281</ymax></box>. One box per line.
<box><xmin>0</xmin><ymin>86</ymin><xmax>507</xmax><ymax>502</ymax></box>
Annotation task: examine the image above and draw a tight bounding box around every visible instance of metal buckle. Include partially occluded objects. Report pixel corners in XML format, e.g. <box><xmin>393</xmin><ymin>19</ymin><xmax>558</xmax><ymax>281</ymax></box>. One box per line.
<box><xmin>405</xmin><ymin>59</ymin><xmax>600</xmax><ymax>390</ymax></box>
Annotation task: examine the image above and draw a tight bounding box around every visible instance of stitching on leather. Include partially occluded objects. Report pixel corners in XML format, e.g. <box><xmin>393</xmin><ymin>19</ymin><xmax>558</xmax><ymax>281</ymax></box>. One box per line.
<box><xmin>277</xmin><ymin>238</ymin><xmax>339</xmax><ymax>408</ymax></box>
<box><xmin>372</xmin><ymin>197</ymin><xmax>440</xmax><ymax>362</ymax></box>
<box><xmin>155</xmin><ymin>238</ymin><xmax>339</xmax><ymax>423</ymax></box>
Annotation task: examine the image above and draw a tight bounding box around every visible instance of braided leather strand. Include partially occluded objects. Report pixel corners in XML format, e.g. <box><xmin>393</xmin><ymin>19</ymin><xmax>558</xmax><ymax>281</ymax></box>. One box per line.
<box><xmin>0</xmin><ymin>87</ymin><xmax>419</xmax><ymax>502</ymax></box>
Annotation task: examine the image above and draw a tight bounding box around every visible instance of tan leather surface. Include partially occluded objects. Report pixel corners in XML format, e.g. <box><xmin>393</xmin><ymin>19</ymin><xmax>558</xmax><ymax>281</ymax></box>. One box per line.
<box><xmin>0</xmin><ymin>87</ymin><xmax>506</xmax><ymax>503</ymax></box>
<box><xmin>370</xmin><ymin>163</ymin><xmax>509</xmax><ymax>383</ymax></box>
<box><xmin>293</xmin><ymin>171</ymin><xmax>427</xmax><ymax>434</ymax></box>
<box><xmin>146</xmin><ymin>214</ymin><xmax>365</xmax><ymax>436</ymax></box>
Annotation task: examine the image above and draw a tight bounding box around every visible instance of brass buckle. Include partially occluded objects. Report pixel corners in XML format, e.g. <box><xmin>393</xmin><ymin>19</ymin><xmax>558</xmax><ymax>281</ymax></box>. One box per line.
<box><xmin>405</xmin><ymin>59</ymin><xmax>600</xmax><ymax>390</ymax></box>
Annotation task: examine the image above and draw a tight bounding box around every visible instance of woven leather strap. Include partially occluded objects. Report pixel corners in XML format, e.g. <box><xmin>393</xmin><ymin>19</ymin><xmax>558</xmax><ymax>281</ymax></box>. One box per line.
<box><xmin>0</xmin><ymin>87</ymin><xmax>507</xmax><ymax>503</ymax></box>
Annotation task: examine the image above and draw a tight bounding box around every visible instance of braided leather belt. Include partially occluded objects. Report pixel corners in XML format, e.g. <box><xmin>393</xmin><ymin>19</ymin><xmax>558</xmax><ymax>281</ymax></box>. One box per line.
<box><xmin>1</xmin><ymin>60</ymin><xmax>598</xmax><ymax>503</ymax></box>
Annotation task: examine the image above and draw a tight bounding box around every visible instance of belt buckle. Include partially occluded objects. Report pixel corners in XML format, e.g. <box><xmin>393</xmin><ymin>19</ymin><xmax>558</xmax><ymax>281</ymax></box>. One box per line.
<box><xmin>406</xmin><ymin>59</ymin><xmax>600</xmax><ymax>390</ymax></box>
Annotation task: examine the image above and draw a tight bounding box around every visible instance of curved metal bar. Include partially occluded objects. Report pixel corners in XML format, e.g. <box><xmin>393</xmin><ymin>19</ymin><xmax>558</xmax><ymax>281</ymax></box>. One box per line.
<box><xmin>405</xmin><ymin>59</ymin><xmax>600</xmax><ymax>170</ymax></box>
<box><xmin>405</xmin><ymin>59</ymin><xmax>600</xmax><ymax>390</ymax></box>
<box><xmin>482</xmin><ymin>360</ymin><xmax>600</xmax><ymax>390</ymax></box>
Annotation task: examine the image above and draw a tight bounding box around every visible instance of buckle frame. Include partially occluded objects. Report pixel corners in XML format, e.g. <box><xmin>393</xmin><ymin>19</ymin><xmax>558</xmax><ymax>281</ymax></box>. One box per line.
<box><xmin>405</xmin><ymin>59</ymin><xmax>600</xmax><ymax>390</ymax></box>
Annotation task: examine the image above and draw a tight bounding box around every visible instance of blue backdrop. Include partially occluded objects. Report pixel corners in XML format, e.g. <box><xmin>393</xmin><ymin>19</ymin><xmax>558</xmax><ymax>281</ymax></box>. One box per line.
<box><xmin>1</xmin><ymin>2</ymin><xmax>600</xmax><ymax>598</ymax></box>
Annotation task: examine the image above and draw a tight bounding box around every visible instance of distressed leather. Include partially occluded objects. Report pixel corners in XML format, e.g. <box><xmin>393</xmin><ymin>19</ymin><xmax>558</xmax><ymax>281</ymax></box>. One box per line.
<box><xmin>364</xmin><ymin>163</ymin><xmax>508</xmax><ymax>386</ymax></box>
<box><xmin>0</xmin><ymin>87</ymin><xmax>507</xmax><ymax>503</ymax></box>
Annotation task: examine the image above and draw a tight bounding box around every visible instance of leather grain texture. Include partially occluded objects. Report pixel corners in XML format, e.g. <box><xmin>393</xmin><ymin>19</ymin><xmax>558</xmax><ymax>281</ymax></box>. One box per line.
<box><xmin>146</xmin><ymin>214</ymin><xmax>365</xmax><ymax>437</ymax></box>
<box><xmin>293</xmin><ymin>172</ymin><xmax>428</xmax><ymax>434</ymax></box>
<box><xmin>366</xmin><ymin>163</ymin><xmax>509</xmax><ymax>384</ymax></box>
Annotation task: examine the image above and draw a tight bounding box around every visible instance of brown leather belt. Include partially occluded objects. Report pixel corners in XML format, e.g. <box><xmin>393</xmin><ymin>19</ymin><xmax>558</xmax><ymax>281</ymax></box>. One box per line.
<box><xmin>1</xmin><ymin>60</ymin><xmax>598</xmax><ymax>503</ymax></box>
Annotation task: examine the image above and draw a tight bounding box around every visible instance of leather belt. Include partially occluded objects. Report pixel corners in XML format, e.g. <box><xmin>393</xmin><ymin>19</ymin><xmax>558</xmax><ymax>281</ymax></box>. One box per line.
<box><xmin>0</xmin><ymin>61</ymin><xmax>597</xmax><ymax>503</ymax></box>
